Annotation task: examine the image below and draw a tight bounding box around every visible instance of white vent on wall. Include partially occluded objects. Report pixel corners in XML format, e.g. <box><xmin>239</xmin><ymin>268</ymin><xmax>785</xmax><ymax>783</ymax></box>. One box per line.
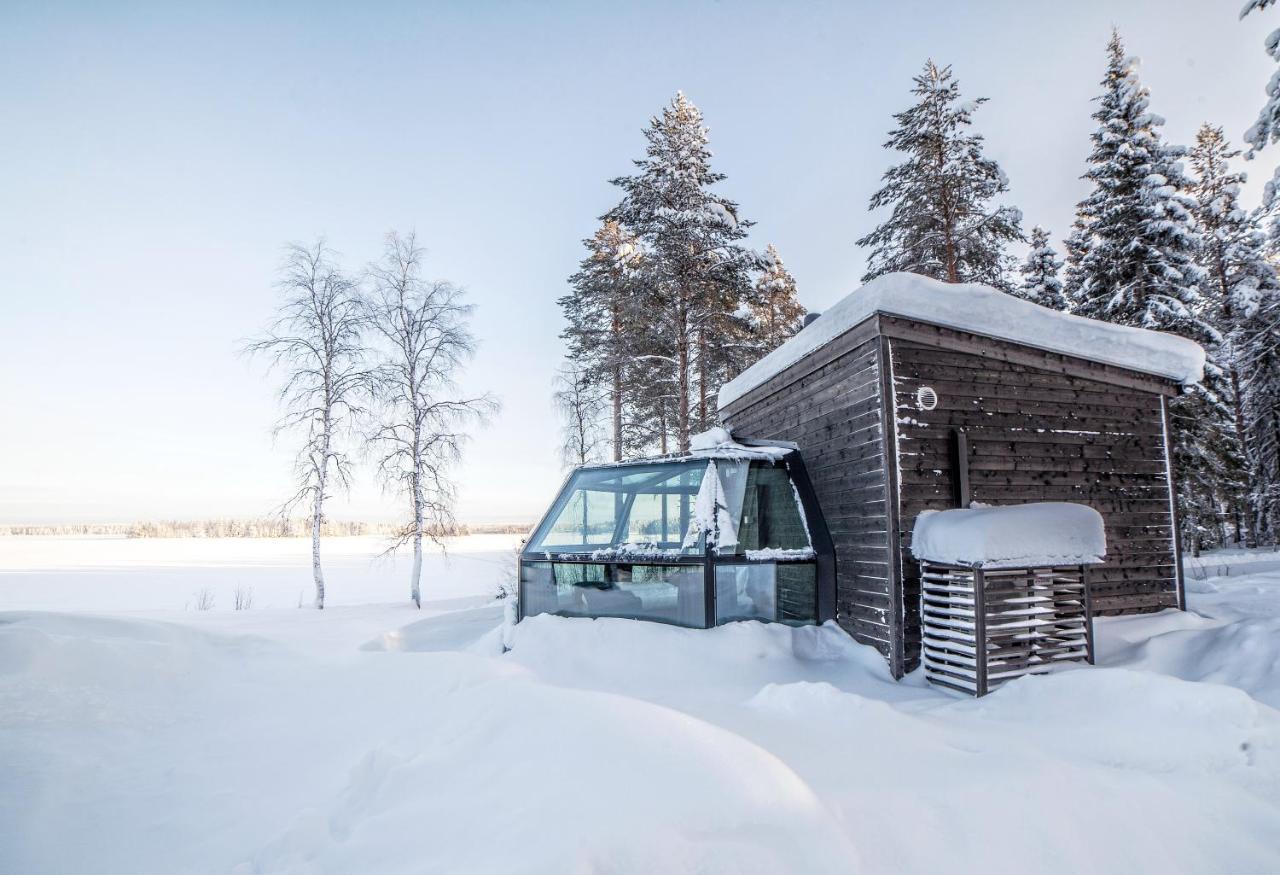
<box><xmin>916</xmin><ymin>386</ymin><xmax>938</xmax><ymax>411</ymax></box>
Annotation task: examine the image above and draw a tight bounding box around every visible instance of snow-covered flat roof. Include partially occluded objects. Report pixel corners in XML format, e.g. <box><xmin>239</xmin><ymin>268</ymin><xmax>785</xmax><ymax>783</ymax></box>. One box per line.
<box><xmin>911</xmin><ymin>502</ymin><xmax>1107</xmax><ymax>569</ymax></box>
<box><xmin>718</xmin><ymin>272</ymin><xmax>1206</xmax><ymax>409</ymax></box>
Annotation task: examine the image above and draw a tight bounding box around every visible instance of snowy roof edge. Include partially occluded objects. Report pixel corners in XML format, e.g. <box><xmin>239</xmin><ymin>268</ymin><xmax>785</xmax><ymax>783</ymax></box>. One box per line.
<box><xmin>718</xmin><ymin>272</ymin><xmax>1206</xmax><ymax>409</ymax></box>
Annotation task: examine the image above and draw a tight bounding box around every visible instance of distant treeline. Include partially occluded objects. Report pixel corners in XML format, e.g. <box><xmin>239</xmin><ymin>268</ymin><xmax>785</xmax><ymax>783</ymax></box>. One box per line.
<box><xmin>0</xmin><ymin>519</ymin><xmax>532</xmax><ymax>538</ymax></box>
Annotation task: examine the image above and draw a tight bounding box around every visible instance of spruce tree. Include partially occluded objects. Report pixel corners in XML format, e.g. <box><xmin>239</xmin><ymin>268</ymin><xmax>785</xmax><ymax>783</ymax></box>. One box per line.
<box><xmin>1190</xmin><ymin>123</ymin><xmax>1280</xmax><ymax>542</ymax></box>
<box><xmin>1014</xmin><ymin>226</ymin><xmax>1067</xmax><ymax>309</ymax></box>
<box><xmin>750</xmin><ymin>244</ymin><xmax>807</xmax><ymax>352</ymax></box>
<box><xmin>1067</xmin><ymin>33</ymin><xmax>1232</xmax><ymax>551</ymax></box>
<box><xmin>1241</xmin><ymin>0</ymin><xmax>1280</xmax><ymax>158</ymax></box>
<box><xmin>1061</xmin><ymin>219</ymin><xmax>1093</xmax><ymax>311</ymax></box>
<box><xmin>608</xmin><ymin>92</ymin><xmax>759</xmax><ymax>452</ymax></box>
<box><xmin>1067</xmin><ymin>34</ymin><xmax>1208</xmax><ymax>334</ymax></box>
<box><xmin>1189</xmin><ymin>124</ymin><xmax>1279</xmax><ymax>542</ymax></box>
<box><xmin>1235</xmin><ymin>290</ymin><xmax>1280</xmax><ymax>541</ymax></box>
<box><xmin>857</xmin><ymin>60</ymin><xmax>1023</xmax><ymax>287</ymax></box>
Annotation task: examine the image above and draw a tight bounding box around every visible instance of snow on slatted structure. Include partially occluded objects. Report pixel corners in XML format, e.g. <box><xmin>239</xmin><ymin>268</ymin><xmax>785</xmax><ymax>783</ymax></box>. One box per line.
<box><xmin>718</xmin><ymin>272</ymin><xmax>1205</xmax><ymax>678</ymax></box>
<box><xmin>911</xmin><ymin>503</ymin><xmax>1105</xmax><ymax>695</ymax></box>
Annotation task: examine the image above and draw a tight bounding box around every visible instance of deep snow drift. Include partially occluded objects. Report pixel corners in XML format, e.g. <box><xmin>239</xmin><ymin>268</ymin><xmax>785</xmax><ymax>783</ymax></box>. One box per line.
<box><xmin>2</xmin><ymin>537</ymin><xmax>1280</xmax><ymax>874</ymax></box>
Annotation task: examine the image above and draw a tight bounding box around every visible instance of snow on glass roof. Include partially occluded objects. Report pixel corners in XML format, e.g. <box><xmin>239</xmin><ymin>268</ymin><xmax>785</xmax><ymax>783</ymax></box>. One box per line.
<box><xmin>718</xmin><ymin>272</ymin><xmax>1207</xmax><ymax>409</ymax></box>
<box><xmin>911</xmin><ymin>502</ymin><xmax>1107</xmax><ymax>569</ymax></box>
<box><xmin>579</xmin><ymin>427</ymin><xmax>796</xmax><ymax>471</ymax></box>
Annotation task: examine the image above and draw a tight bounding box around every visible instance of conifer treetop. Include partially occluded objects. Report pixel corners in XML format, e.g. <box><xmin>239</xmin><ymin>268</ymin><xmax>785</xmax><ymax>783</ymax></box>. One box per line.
<box><xmin>1015</xmin><ymin>226</ymin><xmax>1067</xmax><ymax>310</ymax></box>
<box><xmin>856</xmin><ymin>60</ymin><xmax>1022</xmax><ymax>288</ymax></box>
<box><xmin>1068</xmin><ymin>32</ymin><xmax>1212</xmax><ymax>344</ymax></box>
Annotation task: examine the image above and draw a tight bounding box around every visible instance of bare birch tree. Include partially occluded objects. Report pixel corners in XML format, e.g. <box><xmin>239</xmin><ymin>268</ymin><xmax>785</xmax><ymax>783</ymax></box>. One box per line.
<box><xmin>246</xmin><ymin>241</ymin><xmax>369</xmax><ymax>609</ymax></box>
<box><xmin>366</xmin><ymin>232</ymin><xmax>497</xmax><ymax>608</ymax></box>
<box><xmin>553</xmin><ymin>361</ymin><xmax>605</xmax><ymax>469</ymax></box>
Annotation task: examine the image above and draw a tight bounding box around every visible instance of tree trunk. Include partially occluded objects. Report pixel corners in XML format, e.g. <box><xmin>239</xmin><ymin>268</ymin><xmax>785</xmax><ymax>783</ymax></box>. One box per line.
<box><xmin>697</xmin><ymin>328</ymin><xmax>708</xmax><ymax>432</ymax></box>
<box><xmin>411</xmin><ymin>528</ymin><xmax>423</xmax><ymax>609</ymax></box>
<box><xmin>930</xmin><ymin>84</ymin><xmax>959</xmax><ymax>284</ymax></box>
<box><xmin>410</xmin><ymin>424</ymin><xmax>424</xmax><ymax>609</ymax></box>
<box><xmin>312</xmin><ymin>423</ymin><xmax>331</xmax><ymax>610</ymax></box>
<box><xmin>676</xmin><ymin>301</ymin><xmax>690</xmax><ymax>454</ymax></box>
<box><xmin>311</xmin><ymin>489</ymin><xmax>326</xmax><ymax>610</ymax></box>
<box><xmin>611</xmin><ymin>305</ymin><xmax>623</xmax><ymax>463</ymax></box>
<box><xmin>612</xmin><ymin>365</ymin><xmax>623</xmax><ymax>462</ymax></box>
<box><xmin>1229</xmin><ymin>365</ymin><xmax>1257</xmax><ymax>548</ymax></box>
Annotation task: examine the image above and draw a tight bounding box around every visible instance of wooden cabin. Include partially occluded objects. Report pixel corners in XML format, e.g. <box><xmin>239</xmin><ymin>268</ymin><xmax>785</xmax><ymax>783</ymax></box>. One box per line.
<box><xmin>718</xmin><ymin>272</ymin><xmax>1205</xmax><ymax>678</ymax></box>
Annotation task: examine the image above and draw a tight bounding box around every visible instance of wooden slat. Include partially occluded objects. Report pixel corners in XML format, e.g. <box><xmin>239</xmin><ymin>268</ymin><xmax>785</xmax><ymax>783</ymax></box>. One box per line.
<box><xmin>721</xmin><ymin>333</ymin><xmax>893</xmax><ymax>658</ymax></box>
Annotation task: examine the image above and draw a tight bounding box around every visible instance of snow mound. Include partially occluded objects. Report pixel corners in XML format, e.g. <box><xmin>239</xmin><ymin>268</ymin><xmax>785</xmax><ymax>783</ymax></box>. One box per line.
<box><xmin>911</xmin><ymin>502</ymin><xmax>1106</xmax><ymax>568</ymax></box>
<box><xmin>6</xmin><ymin>605</ymin><xmax>1280</xmax><ymax>874</ymax></box>
<box><xmin>360</xmin><ymin>604</ymin><xmax>505</xmax><ymax>653</ymax></box>
<box><xmin>506</xmin><ymin>613</ymin><xmax>896</xmax><ymax>705</ymax></box>
<box><xmin>718</xmin><ymin>272</ymin><xmax>1206</xmax><ymax>408</ymax></box>
<box><xmin>248</xmin><ymin>679</ymin><xmax>856</xmax><ymax>874</ymax></box>
<box><xmin>1105</xmin><ymin>614</ymin><xmax>1280</xmax><ymax>709</ymax></box>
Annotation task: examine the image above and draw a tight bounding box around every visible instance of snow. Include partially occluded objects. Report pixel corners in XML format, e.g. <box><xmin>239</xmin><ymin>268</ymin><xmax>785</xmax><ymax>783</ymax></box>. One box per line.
<box><xmin>743</xmin><ymin>547</ymin><xmax>816</xmax><ymax>560</ymax></box>
<box><xmin>683</xmin><ymin>459</ymin><xmax>741</xmax><ymax>550</ymax></box>
<box><xmin>911</xmin><ymin>502</ymin><xmax>1107</xmax><ymax>568</ymax></box>
<box><xmin>718</xmin><ymin>272</ymin><xmax>1207</xmax><ymax>409</ymax></box>
<box><xmin>689</xmin><ymin>425</ymin><xmax>794</xmax><ymax>459</ymax></box>
<box><xmin>3</xmin><ymin>537</ymin><xmax>1280</xmax><ymax>873</ymax></box>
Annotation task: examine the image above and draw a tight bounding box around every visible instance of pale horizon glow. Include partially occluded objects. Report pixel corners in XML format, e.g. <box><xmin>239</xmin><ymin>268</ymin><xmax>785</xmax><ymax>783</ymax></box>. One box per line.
<box><xmin>1</xmin><ymin>1</ymin><xmax>1274</xmax><ymax>526</ymax></box>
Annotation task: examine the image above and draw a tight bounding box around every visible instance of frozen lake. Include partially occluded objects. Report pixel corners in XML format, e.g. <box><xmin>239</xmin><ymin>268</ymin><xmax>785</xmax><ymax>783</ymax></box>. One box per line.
<box><xmin>0</xmin><ymin>533</ymin><xmax>522</xmax><ymax>612</ymax></box>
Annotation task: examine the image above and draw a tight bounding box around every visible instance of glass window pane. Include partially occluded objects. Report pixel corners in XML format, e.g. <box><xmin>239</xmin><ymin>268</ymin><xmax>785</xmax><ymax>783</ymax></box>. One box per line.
<box><xmin>527</xmin><ymin>462</ymin><xmax>708</xmax><ymax>554</ymax></box>
<box><xmin>737</xmin><ymin>464</ymin><xmax>812</xmax><ymax>552</ymax></box>
<box><xmin>776</xmin><ymin>564</ymin><xmax>817</xmax><ymax>624</ymax></box>
<box><xmin>519</xmin><ymin>561</ymin><xmax>557</xmax><ymax>618</ymax></box>
<box><xmin>537</xmin><ymin>490</ymin><xmax>619</xmax><ymax>550</ymax></box>
<box><xmin>521</xmin><ymin>560</ymin><xmax>706</xmax><ymax>628</ymax></box>
<box><xmin>715</xmin><ymin>563</ymin><xmax>777</xmax><ymax>623</ymax></box>
<box><xmin>713</xmin><ymin>562</ymin><xmax>818</xmax><ymax>626</ymax></box>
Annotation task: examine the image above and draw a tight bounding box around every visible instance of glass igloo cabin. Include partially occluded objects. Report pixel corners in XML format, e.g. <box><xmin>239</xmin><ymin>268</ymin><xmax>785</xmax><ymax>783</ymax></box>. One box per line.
<box><xmin>518</xmin><ymin>430</ymin><xmax>836</xmax><ymax>629</ymax></box>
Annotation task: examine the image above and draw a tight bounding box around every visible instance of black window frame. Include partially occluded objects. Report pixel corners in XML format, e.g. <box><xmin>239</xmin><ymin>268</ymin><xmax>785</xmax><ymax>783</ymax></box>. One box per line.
<box><xmin>517</xmin><ymin>449</ymin><xmax>836</xmax><ymax>629</ymax></box>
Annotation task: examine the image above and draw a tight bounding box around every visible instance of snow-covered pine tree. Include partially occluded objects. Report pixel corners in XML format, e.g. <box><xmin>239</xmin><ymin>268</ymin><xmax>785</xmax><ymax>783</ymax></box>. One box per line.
<box><xmin>1189</xmin><ymin>123</ymin><xmax>1279</xmax><ymax>542</ymax></box>
<box><xmin>1067</xmin><ymin>34</ymin><xmax>1208</xmax><ymax>332</ymax></box>
<box><xmin>1241</xmin><ymin>0</ymin><xmax>1280</xmax><ymax>159</ymax></box>
<box><xmin>1068</xmin><ymin>33</ymin><xmax>1232</xmax><ymax>551</ymax></box>
<box><xmin>857</xmin><ymin>60</ymin><xmax>1023</xmax><ymax>287</ymax></box>
<box><xmin>1235</xmin><ymin>289</ymin><xmax>1280</xmax><ymax>542</ymax></box>
<box><xmin>750</xmin><ymin>244</ymin><xmax>807</xmax><ymax>353</ymax></box>
<box><xmin>1014</xmin><ymin>226</ymin><xmax>1067</xmax><ymax>309</ymax></box>
<box><xmin>560</xmin><ymin>220</ymin><xmax>647</xmax><ymax>461</ymax></box>
<box><xmin>1061</xmin><ymin>219</ymin><xmax>1093</xmax><ymax>311</ymax></box>
<box><xmin>608</xmin><ymin>92</ymin><xmax>759</xmax><ymax>452</ymax></box>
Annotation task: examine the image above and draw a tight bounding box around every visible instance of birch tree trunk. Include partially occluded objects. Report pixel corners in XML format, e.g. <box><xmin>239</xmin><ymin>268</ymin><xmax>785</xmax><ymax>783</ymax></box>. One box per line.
<box><xmin>311</xmin><ymin>488</ymin><xmax>326</xmax><ymax>609</ymax></box>
<box><xmin>410</xmin><ymin>423</ymin><xmax>424</xmax><ymax>608</ymax></box>
<box><xmin>245</xmin><ymin>240</ymin><xmax>368</xmax><ymax>613</ymax></box>
<box><xmin>367</xmin><ymin>232</ymin><xmax>496</xmax><ymax>612</ymax></box>
<box><xmin>311</xmin><ymin>403</ymin><xmax>332</xmax><ymax>609</ymax></box>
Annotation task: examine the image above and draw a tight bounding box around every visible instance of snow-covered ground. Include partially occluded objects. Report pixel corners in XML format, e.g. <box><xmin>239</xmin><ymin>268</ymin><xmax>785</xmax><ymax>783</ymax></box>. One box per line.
<box><xmin>2</xmin><ymin>537</ymin><xmax>1279</xmax><ymax>874</ymax></box>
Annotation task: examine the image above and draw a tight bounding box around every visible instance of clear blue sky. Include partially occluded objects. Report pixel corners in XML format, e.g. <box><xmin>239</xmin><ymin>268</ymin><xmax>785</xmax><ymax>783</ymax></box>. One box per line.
<box><xmin>1</xmin><ymin>1</ymin><xmax>1273</xmax><ymax>525</ymax></box>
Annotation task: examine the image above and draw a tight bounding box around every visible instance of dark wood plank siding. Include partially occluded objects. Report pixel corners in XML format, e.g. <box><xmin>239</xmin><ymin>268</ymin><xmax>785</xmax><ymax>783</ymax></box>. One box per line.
<box><xmin>880</xmin><ymin>317</ymin><xmax>1181</xmax><ymax>673</ymax></box>
<box><xmin>720</xmin><ymin>321</ymin><xmax>894</xmax><ymax>658</ymax></box>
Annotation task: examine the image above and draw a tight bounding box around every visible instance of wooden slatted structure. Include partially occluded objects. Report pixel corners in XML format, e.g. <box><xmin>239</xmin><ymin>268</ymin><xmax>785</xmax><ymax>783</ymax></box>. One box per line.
<box><xmin>920</xmin><ymin>562</ymin><xmax>1095</xmax><ymax>696</ymax></box>
<box><xmin>720</xmin><ymin>302</ymin><xmax>1192</xmax><ymax>679</ymax></box>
